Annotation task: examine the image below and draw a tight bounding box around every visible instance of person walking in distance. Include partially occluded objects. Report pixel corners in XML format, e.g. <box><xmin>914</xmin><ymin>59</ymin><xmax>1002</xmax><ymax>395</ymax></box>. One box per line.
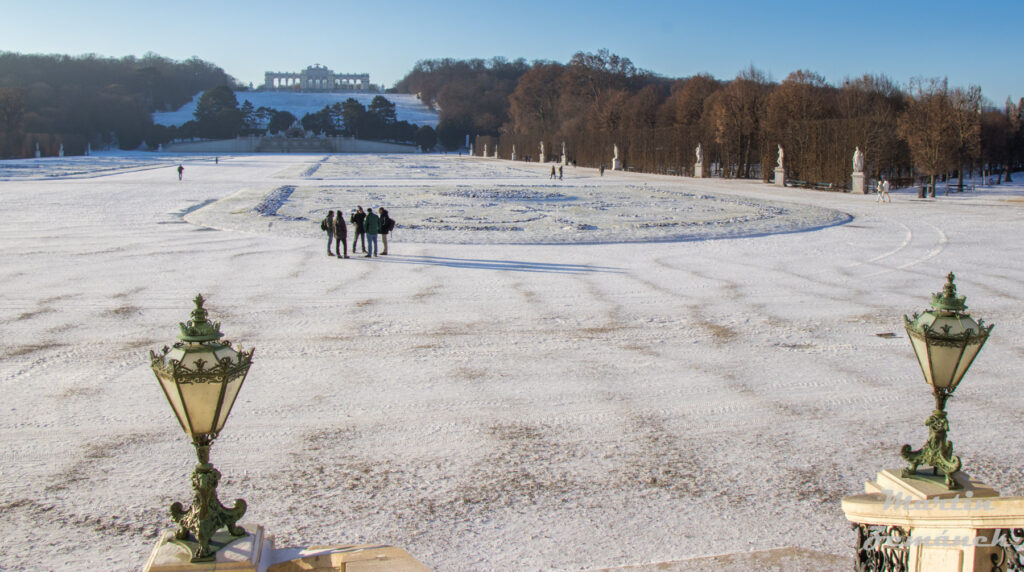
<box><xmin>321</xmin><ymin>210</ymin><xmax>336</xmax><ymax>256</ymax></box>
<box><xmin>363</xmin><ymin>207</ymin><xmax>381</xmax><ymax>258</ymax></box>
<box><xmin>350</xmin><ymin>206</ymin><xmax>367</xmax><ymax>254</ymax></box>
<box><xmin>558</xmin><ymin>165</ymin><xmax>563</xmax><ymax>180</ymax></box>
<box><xmin>550</xmin><ymin>165</ymin><xmax>556</xmax><ymax>179</ymax></box>
<box><xmin>177</xmin><ymin>164</ymin><xmax>184</xmax><ymax>180</ymax></box>
<box><xmin>379</xmin><ymin>206</ymin><xmax>392</xmax><ymax>255</ymax></box>
<box><xmin>333</xmin><ymin>207</ymin><xmax>349</xmax><ymax>258</ymax></box>
<box><xmin>879</xmin><ymin>178</ymin><xmax>891</xmax><ymax>203</ymax></box>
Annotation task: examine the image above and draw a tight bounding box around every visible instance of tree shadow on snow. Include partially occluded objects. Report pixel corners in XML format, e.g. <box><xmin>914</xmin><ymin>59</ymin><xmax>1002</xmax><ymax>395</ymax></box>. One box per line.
<box><xmin>382</xmin><ymin>255</ymin><xmax>624</xmax><ymax>274</ymax></box>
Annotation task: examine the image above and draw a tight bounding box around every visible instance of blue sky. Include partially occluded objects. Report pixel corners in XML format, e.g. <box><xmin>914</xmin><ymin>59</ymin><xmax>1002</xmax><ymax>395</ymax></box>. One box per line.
<box><xmin>3</xmin><ymin>0</ymin><xmax>1021</xmax><ymax>105</ymax></box>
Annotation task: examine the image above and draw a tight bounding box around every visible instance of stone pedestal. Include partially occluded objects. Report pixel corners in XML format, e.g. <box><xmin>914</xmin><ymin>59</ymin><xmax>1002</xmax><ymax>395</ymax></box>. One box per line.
<box><xmin>560</xmin><ymin>154</ymin><xmax>567</xmax><ymax>166</ymax></box>
<box><xmin>143</xmin><ymin>524</ymin><xmax>430</xmax><ymax>572</ymax></box>
<box><xmin>842</xmin><ymin>470</ymin><xmax>1018</xmax><ymax>572</ymax></box>
<box><xmin>694</xmin><ymin>161</ymin><xmax>705</xmax><ymax>178</ymax></box>
<box><xmin>539</xmin><ymin>152</ymin><xmax>545</xmax><ymax>164</ymax></box>
<box><xmin>612</xmin><ymin>158</ymin><xmax>622</xmax><ymax>171</ymax></box>
<box><xmin>852</xmin><ymin>172</ymin><xmax>866</xmax><ymax>194</ymax></box>
<box><xmin>774</xmin><ymin>167</ymin><xmax>785</xmax><ymax>187</ymax></box>
<box><xmin>144</xmin><ymin>524</ymin><xmax>269</xmax><ymax>572</ymax></box>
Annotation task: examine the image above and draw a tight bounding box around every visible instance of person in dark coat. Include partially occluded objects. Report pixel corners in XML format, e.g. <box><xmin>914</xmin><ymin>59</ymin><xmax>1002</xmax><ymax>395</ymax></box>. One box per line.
<box><xmin>333</xmin><ymin>207</ymin><xmax>348</xmax><ymax>258</ymax></box>
<box><xmin>363</xmin><ymin>207</ymin><xmax>380</xmax><ymax>257</ymax></box>
<box><xmin>321</xmin><ymin>210</ymin><xmax>335</xmax><ymax>256</ymax></box>
<box><xmin>177</xmin><ymin>164</ymin><xmax>184</xmax><ymax>180</ymax></box>
<box><xmin>379</xmin><ymin>206</ymin><xmax>391</xmax><ymax>255</ymax></box>
<box><xmin>350</xmin><ymin>206</ymin><xmax>367</xmax><ymax>254</ymax></box>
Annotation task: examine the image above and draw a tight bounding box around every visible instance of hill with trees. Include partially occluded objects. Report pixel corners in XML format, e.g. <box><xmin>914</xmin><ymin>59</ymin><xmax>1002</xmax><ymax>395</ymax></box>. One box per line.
<box><xmin>0</xmin><ymin>52</ymin><xmax>235</xmax><ymax>157</ymax></box>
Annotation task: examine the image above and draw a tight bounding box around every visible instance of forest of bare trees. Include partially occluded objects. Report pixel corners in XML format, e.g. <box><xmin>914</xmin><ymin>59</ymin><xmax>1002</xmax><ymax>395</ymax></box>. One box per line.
<box><xmin>399</xmin><ymin>50</ymin><xmax>1023</xmax><ymax>193</ymax></box>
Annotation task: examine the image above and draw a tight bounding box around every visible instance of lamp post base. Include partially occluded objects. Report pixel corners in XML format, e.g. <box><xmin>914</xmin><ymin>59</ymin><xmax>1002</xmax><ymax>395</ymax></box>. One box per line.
<box><xmin>900</xmin><ymin>409</ymin><xmax>962</xmax><ymax>490</ymax></box>
<box><xmin>144</xmin><ymin>524</ymin><xmax>266</xmax><ymax>572</ymax></box>
<box><xmin>170</xmin><ymin>441</ymin><xmax>248</xmax><ymax>562</ymax></box>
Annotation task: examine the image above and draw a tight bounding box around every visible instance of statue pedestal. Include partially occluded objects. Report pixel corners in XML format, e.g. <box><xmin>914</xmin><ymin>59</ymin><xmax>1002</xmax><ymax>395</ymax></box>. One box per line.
<box><xmin>511</xmin><ymin>151</ymin><xmax>517</xmax><ymax>161</ymax></box>
<box><xmin>774</xmin><ymin>167</ymin><xmax>785</xmax><ymax>187</ymax></box>
<box><xmin>561</xmin><ymin>154</ymin><xmax>567</xmax><ymax>166</ymax></box>
<box><xmin>612</xmin><ymin>158</ymin><xmax>622</xmax><ymax>171</ymax></box>
<box><xmin>539</xmin><ymin>153</ymin><xmax>545</xmax><ymax>164</ymax></box>
<box><xmin>143</xmin><ymin>524</ymin><xmax>430</xmax><ymax>571</ymax></box>
<box><xmin>694</xmin><ymin>161</ymin><xmax>705</xmax><ymax>178</ymax></box>
<box><xmin>841</xmin><ymin>470</ymin><xmax>1019</xmax><ymax>572</ymax></box>
<box><xmin>852</xmin><ymin>172</ymin><xmax>866</xmax><ymax>194</ymax></box>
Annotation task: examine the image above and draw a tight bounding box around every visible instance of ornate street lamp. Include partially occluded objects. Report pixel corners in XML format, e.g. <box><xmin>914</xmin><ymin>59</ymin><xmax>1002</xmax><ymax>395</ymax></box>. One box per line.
<box><xmin>900</xmin><ymin>273</ymin><xmax>992</xmax><ymax>489</ymax></box>
<box><xmin>150</xmin><ymin>294</ymin><xmax>255</xmax><ymax>561</ymax></box>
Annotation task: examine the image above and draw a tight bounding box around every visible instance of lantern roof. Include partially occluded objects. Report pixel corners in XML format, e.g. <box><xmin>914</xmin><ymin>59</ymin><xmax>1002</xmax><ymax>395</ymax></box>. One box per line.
<box><xmin>178</xmin><ymin>294</ymin><xmax>224</xmax><ymax>343</ymax></box>
<box><xmin>929</xmin><ymin>272</ymin><xmax>967</xmax><ymax>313</ymax></box>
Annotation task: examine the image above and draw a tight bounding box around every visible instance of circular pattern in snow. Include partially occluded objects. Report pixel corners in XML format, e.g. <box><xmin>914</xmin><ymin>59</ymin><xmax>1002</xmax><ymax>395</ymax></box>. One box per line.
<box><xmin>187</xmin><ymin>156</ymin><xmax>851</xmax><ymax>245</ymax></box>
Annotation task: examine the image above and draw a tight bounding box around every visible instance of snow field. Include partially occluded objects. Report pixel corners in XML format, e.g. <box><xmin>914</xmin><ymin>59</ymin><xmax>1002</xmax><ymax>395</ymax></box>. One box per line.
<box><xmin>1</xmin><ymin>153</ymin><xmax>1023</xmax><ymax>571</ymax></box>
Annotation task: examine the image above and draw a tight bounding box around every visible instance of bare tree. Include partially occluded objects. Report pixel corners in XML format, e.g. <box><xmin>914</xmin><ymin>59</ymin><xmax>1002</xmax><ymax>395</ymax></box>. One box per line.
<box><xmin>948</xmin><ymin>85</ymin><xmax>982</xmax><ymax>192</ymax></box>
<box><xmin>706</xmin><ymin>66</ymin><xmax>772</xmax><ymax>178</ymax></box>
<box><xmin>898</xmin><ymin>78</ymin><xmax>956</xmax><ymax>197</ymax></box>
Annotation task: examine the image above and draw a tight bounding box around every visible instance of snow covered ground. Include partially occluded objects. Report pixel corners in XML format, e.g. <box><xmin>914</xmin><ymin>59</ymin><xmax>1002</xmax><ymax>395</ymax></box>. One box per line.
<box><xmin>1</xmin><ymin>153</ymin><xmax>1023</xmax><ymax>571</ymax></box>
<box><xmin>152</xmin><ymin>92</ymin><xmax>439</xmax><ymax>128</ymax></box>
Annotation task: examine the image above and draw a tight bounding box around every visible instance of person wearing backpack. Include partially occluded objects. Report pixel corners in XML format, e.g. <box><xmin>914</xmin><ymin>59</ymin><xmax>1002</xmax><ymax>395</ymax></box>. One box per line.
<box><xmin>363</xmin><ymin>207</ymin><xmax>380</xmax><ymax>258</ymax></box>
<box><xmin>379</xmin><ymin>206</ymin><xmax>392</xmax><ymax>255</ymax></box>
<box><xmin>333</xmin><ymin>207</ymin><xmax>349</xmax><ymax>258</ymax></box>
<box><xmin>320</xmin><ymin>210</ymin><xmax>335</xmax><ymax>257</ymax></box>
<box><xmin>350</xmin><ymin>206</ymin><xmax>367</xmax><ymax>254</ymax></box>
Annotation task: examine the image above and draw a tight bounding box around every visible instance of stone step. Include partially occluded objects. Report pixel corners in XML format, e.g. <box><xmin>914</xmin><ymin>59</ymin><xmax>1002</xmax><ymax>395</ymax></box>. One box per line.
<box><xmin>587</xmin><ymin>547</ymin><xmax>853</xmax><ymax>572</ymax></box>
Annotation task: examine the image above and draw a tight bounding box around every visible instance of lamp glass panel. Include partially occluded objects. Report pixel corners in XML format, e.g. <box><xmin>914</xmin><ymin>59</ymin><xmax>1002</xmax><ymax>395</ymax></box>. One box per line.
<box><xmin>176</xmin><ymin>345</ymin><xmax>226</xmax><ymax>435</ymax></box>
<box><xmin>950</xmin><ymin>339</ymin><xmax>985</xmax><ymax>390</ymax></box>
<box><xmin>155</xmin><ymin>369</ymin><xmax>190</xmax><ymax>434</ymax></box>
<box><xmin>215</xmin><ymin>370</ymin><xmax>247</xmax><ymax>433</ymax></box>
<box><xmin>178</xmin><ymin>378</ymin><xmax>224</xmax><ymax>436</ymax></box>
<box><xmin>909</xmin><ymin>334</ymin><xmax>934</xmax><ymax>386</ymax></box>
<box><xmin>924</xmin><ymin>336</ymin><xmax>965</xmax><ymax>389</ymax></box>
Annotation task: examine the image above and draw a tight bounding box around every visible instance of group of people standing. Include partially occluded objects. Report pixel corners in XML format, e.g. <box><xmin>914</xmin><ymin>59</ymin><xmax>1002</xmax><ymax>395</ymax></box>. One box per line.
<box><xmin>321</xmin><ymin>206</ymin><xmax>393</xmax><ymax>259</ymax></box>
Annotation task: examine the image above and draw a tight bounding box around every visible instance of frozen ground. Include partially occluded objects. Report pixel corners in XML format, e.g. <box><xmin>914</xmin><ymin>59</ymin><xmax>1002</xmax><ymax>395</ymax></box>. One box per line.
<box><xmin>152</xmin><ymin>92</ymin><xmax>439</xmax><ymax>128</ymax></box>
<box><xmin>1</xmin><ymin>154</ymin><xmax>1022</xmax><ymax>571</ymax></box>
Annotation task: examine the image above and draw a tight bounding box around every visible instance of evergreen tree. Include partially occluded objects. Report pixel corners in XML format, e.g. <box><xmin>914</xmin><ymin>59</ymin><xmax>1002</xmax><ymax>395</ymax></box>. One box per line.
<box><xmin>193</xmin><ymin>85</ymin><xmax>242</xmax><ymax>139</ymax></box>
<box><xmin>415</xmin><ymin>125</ymin><xmax>437</xmax><ymax>151</ymax></box>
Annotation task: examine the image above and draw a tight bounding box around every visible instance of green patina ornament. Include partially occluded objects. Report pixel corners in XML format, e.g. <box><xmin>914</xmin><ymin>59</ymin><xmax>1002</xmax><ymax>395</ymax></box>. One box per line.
<box><xmin>151</xmin><ymin>295</ymin><xmax>254</xmax><ymax>562</ymax></box>
<box><xmin>899</xmin><ymin>273</ymin><xmax>992</xmax><ymax>489</ymax></box>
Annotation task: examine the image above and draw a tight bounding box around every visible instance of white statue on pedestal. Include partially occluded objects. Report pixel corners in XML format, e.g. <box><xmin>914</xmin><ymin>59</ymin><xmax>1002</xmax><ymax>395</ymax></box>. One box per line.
<box><xmin>612</xmin><ymin>144</ymin><xmax>622</xmax><ymax>171</ymax></box>
<box><xmin>560</xmin><ymin>141</ymin><xmax>567</xmax><ymax>165</ymax></box>
<box><xmin>777</xmin><ymin>144</ymin><xmax>784</xmax><ymax>169</ymax></box>
<box><xmin>85</xmin><ymin>143</ymin><xmax>91</xmax><ymax>156</ymax></box>
<box><xmin>539</xmin><ymin>141</ymin><xmax>545</xmax><ymax>163</ymax></box>
<box><xmin>35</xmin><ymin>143</ymin><xmax>40</xmax><ymax>158</ymax></box>
<box><xmin>696</xmin><ymin>144</ymin><xmax>703</xmax><ymax>164</ymax></box>
<box><xmin>58</xmin><ymin>144</ymin><xmax>64</xmax><ymax>157</ymax></box>
<box><xmin>483</xmin><ymin>144</ymin><xmax>488</xmax><ymax>158</ymax></box>
<box><xmin>511</xmin><ymin>144</ymin><xmax>517</xmax><ymax>161</ymax></box>
<box><xmin>853</xmin><ymin>146</ymin><xmax>864</xmax><ymax>173</ymax></box>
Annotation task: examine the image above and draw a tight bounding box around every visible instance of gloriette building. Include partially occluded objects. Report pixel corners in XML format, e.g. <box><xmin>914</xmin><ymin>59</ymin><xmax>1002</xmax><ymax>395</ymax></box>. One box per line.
<box><xmin>263</xmin><ymin>64</ymin><xmax>371</xmax><ymax>92</ymax></box>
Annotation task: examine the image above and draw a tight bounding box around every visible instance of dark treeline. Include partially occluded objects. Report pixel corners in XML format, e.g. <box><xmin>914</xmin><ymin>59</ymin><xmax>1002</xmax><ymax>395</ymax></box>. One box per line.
<box><xmin>395</xmin><ymin>57</ymin><xmax>531</xmax><ymax>149</ymax></box>
<box><xmin>398</xmin><ymin>50</ymin><xmax>1024</xmax><ymax>192</ymax></box>
<box><xmin>0</xmin><ymin>52</ymin><xmax>235</xmax><ymax>156</ymax></box>
<box><xmin>185</xmin><ymin>86</ymin><xmax>436</xmax><ymax>150</ymax></box>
